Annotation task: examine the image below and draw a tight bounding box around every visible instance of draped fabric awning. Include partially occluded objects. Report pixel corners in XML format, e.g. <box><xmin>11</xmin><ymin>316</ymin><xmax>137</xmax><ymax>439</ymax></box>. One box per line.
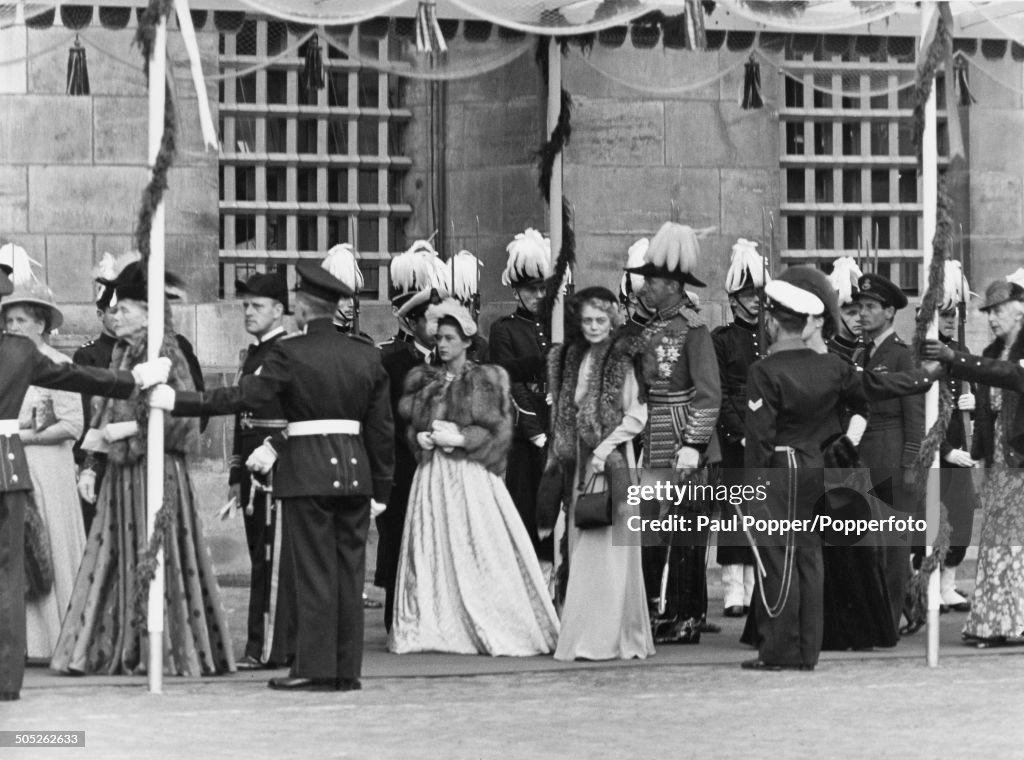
<box><xmin>9</xmin><ymin>3</ymin><xmax>1024</xmax><ymax>62</ymax></box>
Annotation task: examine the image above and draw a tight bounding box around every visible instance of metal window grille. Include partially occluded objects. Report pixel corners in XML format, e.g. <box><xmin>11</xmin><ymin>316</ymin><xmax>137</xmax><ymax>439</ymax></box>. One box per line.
<box><xmin>217</xmin><ymin>19</ymin><xmax>412</xmax><ymax>300</ymax></box>
<box><xmin>779</xmin><ymin>40</ymin><xmax>950</xmax><ymax>295</ymax></box>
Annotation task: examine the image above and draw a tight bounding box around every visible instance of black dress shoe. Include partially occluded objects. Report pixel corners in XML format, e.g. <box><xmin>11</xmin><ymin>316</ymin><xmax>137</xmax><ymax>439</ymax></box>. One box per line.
<box><xmin>236</xmin><ymin>655</ymin><xmax>265</xmax><ymax>671</ymax></box>
<box><xmin>336</xmin><ymin>678</ymin><xmax>362</xmax><ymax>692</ymax></box>
<box><xmin>741</xmin><ymin>659</ymin><xmax>782</xmax><ymax>671</ymax></box>
<box><xmin>0</xmin><ymin>691</ymin><xmax>19</xmax><ymax>701</ymax></box>
<box><xmin>724</xmin><ymin>605</ymin><xmax>746</xmax><ymax>618</ymax></box>
<box><xmin>268</xmin><ymin>676</ymin><xmax>337</xmax><ymax>691</ymax></box>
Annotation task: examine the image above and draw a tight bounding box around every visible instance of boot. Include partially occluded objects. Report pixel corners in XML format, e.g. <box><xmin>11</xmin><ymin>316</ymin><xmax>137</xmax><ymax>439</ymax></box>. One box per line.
<box><xmin>940</xmin><ymin>566</ymin><xmax>970</xmax><ymax>612</ymax></box>
<box><xmin>743</xmin><ymin>564</ymin><xmax>756</xmax><ymax>612</ymax></box>
<box><xmin>722</xmin><ymin>564</ymin><xmax>746</xmax><ymax>616</ymax></box>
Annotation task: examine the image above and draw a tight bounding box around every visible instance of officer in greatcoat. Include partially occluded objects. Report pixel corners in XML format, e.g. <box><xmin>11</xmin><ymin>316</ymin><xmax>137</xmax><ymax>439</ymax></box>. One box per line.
<box><xmin>154</xmin><ymin>260</ymin><xmax>394</xmax><ymax>692</ymax></box>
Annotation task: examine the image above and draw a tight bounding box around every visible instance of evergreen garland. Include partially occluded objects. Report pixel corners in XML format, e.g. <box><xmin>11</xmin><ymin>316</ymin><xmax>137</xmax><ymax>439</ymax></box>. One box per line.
<box><xmin>132</xmin><ymin>0</ymin><xmax>178</xmax><ymax>263</ymax></box>
<box><xmin>912</xmin><ymin>12</ymin><xmax>950</xmax><ymax>170</ymax></box>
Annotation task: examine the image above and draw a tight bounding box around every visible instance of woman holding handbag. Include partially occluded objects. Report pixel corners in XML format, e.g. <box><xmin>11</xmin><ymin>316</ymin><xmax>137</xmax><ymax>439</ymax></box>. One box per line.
<box><xmin>550</xmin><ymin>287</ymin><xmax>655</xmax><ymax>661</ymax></box>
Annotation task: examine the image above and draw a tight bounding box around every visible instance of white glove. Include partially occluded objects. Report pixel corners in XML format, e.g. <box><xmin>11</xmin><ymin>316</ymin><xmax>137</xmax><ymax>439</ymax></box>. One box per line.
<box><xmin>78</xmin><ymin>469</ymin><xmax>97</xmax><ymax>504</ymax></box>
<box><xmin>674</xmin><ymin>446</ymin><xmax>700</xmax><ymax>470</ymax></box>
<box><xmin>246</xmin><ymin>441</ymin><xmax>277</xmax><ymax>474</ymax></box>
<box><xmin>845</xmin><ymin>414</ymin><xmax>868</xmax><ymax>447</ymax></box>
<box><xmin>545</xmin><ymin>393</ymin><xmax>554</xmax><ymax>406</ymax></box>
<box><xmin>430</xmin><ymin>426</ymin><xmax>465</xmax><ymax>449</ymax></box>
<box><xmin>957</xmin><ymin>392</ymin><xmax>976</xmax><ymax>412</ymax></box>
<box><xmin>944</xmin><ymin>448</ymin><xmax>975</xmax><ymax>468</ymax></box>
<box><xmin>416</xmin><ymin>431</ymin><xmax>435</xmax><ymax>451</ymax></box>
<box><xmin>131</xmin><ymin>357</ymin><xmax>172</xmax><ymax>389</ymax></box>
<box><xmin>149</xmin><ymin>384</ymin><xmax>176</xmax><ymax>412</ymax></box>
<box><xmin>80</xmin><ymin>427</ymin><xmax>110</xmax><ymax>453</ymax></box>
<box><xmin>370</xmin><ymin>500</ymin><xmax>387</xmax><ymax>518</ymax></box>
<box><xmin>740</xmin><ymin>437</ymin><xmax>746</xmax><ymax>448</ymax></box>
<box><xmin>103</xmin><ymin>420</ymin><xmax>139</xmax><ymax>442</ymax></box>
<box><xmin>590</xmin><ymin>455</ymin><xmax>606</xmax><ymax>474</ymax></box>
<box><xmin>530</xmin><ymin>433</ymin><xmax>548</xmax><ymax>449</ymax></box>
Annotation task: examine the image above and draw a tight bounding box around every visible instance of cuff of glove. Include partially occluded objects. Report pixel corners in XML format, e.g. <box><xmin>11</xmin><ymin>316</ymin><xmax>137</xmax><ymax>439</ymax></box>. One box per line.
<box><xmin>81</xmin><ymin>428</ymin><xmax>110</xmax><ymax>453</ymax></box>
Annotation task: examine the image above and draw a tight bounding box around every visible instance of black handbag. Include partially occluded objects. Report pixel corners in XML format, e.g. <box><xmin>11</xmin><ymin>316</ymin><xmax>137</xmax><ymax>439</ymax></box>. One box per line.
<box><xmin>575</xmin><ymin>473</ymin><xmax>613</xmax><ymax>529</ymax></box>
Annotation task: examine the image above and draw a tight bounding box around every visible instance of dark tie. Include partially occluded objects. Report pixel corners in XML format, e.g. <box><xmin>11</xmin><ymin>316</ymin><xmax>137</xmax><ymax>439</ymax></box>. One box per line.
<box><xmin>862</xmin><ymin>341</ymin><xmax>874</xmax><ymax>368</ymax></box>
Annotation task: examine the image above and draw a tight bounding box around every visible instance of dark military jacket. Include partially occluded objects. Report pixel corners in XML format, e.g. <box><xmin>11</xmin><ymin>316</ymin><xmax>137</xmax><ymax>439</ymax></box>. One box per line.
<box><xmin>230</xmin><ymin>327</ymin><xmax>288</xmax><ymax>504</ymax></box>
<box><xmin>827</xmin><ymin>333</ymin><xmax>863</xmax><ymax>366</ymax></box>
<box><xmin>1</xmin><ymin>333</ymin><xmax>135</xmax><ymax>493</ymax></box>
<box><xmin>174</xmin><ymin>317</ymin><xmax>394</xmax><ymax>502</ymax></box>
<box><xmin>72</xmin><ymin>331</ymin><xmax>117</xmax><ymax>465</ymax></box>
<box><xmin>938</xmin><ymin>335</ymin><xmax>972</xmax><ymax>463</ymax></box>
<box><xmin>744</xmin><ymin>339</ymin><xmax>869</xmax><ymax>469</ymax></box>
<box><xmin>488</xmin><ymin>307</ymin><xmax>550</xmax><ymax>441</ymax></box>
<box><xmin>861</xmin><ymin>330</ymin><xmax>925</xmax><ymax>469</ymax></box>
<box><xmin>712</xmin><ymin>317</ymin><xmax>761</xmax><ymax>448</ymax></box>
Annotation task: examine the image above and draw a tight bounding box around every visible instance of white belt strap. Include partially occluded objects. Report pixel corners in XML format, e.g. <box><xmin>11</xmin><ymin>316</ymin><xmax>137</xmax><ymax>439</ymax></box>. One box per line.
<box><xmin>773</xmin><ymin>445</ymin><xmax>795</xmax><ymax>453</ymax></box>
<box><xmin>0</xmin><ymin>419</ymin><xmax>19</xmax><ymax>436</ymax></box>
<box><xmin>286</xmin><ymin>419</ymin><xmax>361</xmax><ymax>437</ymax></box>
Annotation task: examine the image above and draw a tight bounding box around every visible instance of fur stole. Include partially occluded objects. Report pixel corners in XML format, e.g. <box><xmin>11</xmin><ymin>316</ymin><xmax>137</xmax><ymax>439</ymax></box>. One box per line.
<box><xmin>399</xmin><ymin>362</ymin><xmax>514</xmax><ymax>474</ymax></box>
<box><xmin>91</xmin><ymin>304</ymin><xmax>199</xmax><ymax>465</ymax></box>
<box><xmin>548</xmin><ymin>331</ymin><xmax>646</xmax><ymax>470</ymax></box>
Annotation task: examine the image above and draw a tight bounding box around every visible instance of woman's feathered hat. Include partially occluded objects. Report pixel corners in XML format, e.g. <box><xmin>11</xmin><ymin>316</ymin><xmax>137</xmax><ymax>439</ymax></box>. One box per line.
<box><xmin>390</xmin><ymin>239</ymin><xmax>448</xmax><ymax>320</ymax></box>
<box><xmin>94</xmin><ymin>251</ymin><xmax>186</xmax><ymax>307</ymax></box>
<box><xmin>502</xmin><ymin>228</ymin><xmax>551</xmax><ymax>288</ymax></box>
<box><xmin>624</xmin><ymin>222</ymin><xmax>707</xmax><ymax>287</ymax></box>
<box><xmin>829</xmin><ymin>257</ymin><xmax>863</xmax><ymax>307</ymax></box>
<box><xmin>0</xmin><ymin>243</ymin><xmax>63</xmax><ymax>330</ymax></box>
<box><xmin>940</xmin><ymin>260</ymin><xmax>971</xmax><ymax>314</ymax></box>
<box><xmin>619</xmin><ymin>237</ymin><xmax>649</xmax><ymax>304</ymax></box>
<box><xmin>321</xmin><ymin>243</ymin><xmax>364</xmax><ymax>296</ymax></box>
<box><xmin>725</xmin><ymin>238</ymin><xmax>769</xmax><ymax>295</ymax></box>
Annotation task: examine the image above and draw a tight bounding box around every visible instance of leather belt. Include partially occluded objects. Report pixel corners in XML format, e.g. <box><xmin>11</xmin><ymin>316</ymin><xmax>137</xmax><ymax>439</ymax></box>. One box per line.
<box><xmin>286</xmin><ymin>419</ymin><xmax>361</xmax><ymax>437</ymax></box>
<box><xmin>240</xmin><ymin>416</ymin><xmax>288</xmax><ymax>430</ymax></box>
<box><xmin>0</xmin><ymin>419</ymin><xmax>19</xmax><ymax>436</ymax></box>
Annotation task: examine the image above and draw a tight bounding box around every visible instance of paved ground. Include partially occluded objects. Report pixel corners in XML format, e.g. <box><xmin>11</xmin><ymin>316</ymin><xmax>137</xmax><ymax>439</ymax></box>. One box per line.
<box><xmin>6</xmin><ymin>463</ymin><xmax>1021</xmax><ymax>759</ymax></box>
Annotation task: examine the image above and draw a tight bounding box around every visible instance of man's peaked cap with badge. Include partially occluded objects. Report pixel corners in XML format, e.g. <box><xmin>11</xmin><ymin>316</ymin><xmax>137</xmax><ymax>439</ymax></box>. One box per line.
<box><xmin>625</xmin><ymin>222</ymin><xmax>707</xmax><ymax>287</ymax></box>
<box><xmin>856</xmin><ymin>272</ymin><xmax>908</xmax><ymax>310</ymax></box>
<box><xmin>295</xmin><ymin>259</ymin><xmax>354</xmax><ymax>302</ymax></box>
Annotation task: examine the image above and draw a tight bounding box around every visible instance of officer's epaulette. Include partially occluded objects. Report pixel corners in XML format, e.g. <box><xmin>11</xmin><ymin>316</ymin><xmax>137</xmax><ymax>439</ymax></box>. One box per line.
<box><xmin>679</xmin><ymin>307</ymin><xmax>705</xmax><ymax>328</ymax></box>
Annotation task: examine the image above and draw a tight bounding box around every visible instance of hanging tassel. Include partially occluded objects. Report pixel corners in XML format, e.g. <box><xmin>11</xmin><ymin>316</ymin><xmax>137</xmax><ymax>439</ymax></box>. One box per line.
<box><xmin>741</xmin><ymin>55</ymin><xmax>763</xmax><ymax>109</ymax></box>
<box><xmin>415</xmin><ymin>1</ymin><xmax>448</xmax><ymax>55</ymax></box>
<box><xmin>954</xmin><ymin>55</ymin><xmax>976</xmax><ymax>106</ymax></box>
<box><xmin>684</xmin><ymin>0</ymin><xmax>707</xmax><ymax>50</ymax></box>
<box><xmin>66</xmin><ymin>36</ymin><xmax>90</xmax><ymax>96</ymax></box>
<box><xmin>300</xmin><ymin>33</ymin><xmax>324</xmax><ymax>99</ymax></box>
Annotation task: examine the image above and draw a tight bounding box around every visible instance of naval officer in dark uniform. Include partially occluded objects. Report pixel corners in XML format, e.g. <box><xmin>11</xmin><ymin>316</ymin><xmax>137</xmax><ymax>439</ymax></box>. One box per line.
<box><xmin>856</xmin><ymin>272</ymin><xmax>925</xmax><ymax>631</ymax></box>
<box><xmin>154</xmin><ymin>261</ymin><xmax>394</xmax><ymax>692</ymax></box>
<box><xmin>0</xmin><ymin>260</ymin><xmax>171</xmax><ymax>701</ymax></box>
<box><xmin>228</xmin><ymin>272</ymin><xmax>294</xmax><ymax>669</ymax></box>
<box><xmin>489</xmin><ymin>229</ymin><xmax>552</xmax><ymax>558</ymax></box>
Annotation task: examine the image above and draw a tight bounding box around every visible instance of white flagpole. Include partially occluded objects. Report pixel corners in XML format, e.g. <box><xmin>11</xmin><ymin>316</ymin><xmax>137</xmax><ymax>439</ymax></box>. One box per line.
<box><xmin>920</xmin><ymin>3</ymin><xmax>941</xmax><ymax>668</ymax></box>
<box><xmin>146</xmin><ymin>14</ymin><xmax>168</xmax><ymax>694</ymax></box>
<box><xmin>547</xmin><ymin>36</ymin><xmax>564</xmax><ymax>343</ymax></box>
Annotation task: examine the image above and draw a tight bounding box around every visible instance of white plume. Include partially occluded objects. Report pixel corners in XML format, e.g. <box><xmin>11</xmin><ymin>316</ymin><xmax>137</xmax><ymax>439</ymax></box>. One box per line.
<box><xmin>941</xmin><ymin>260</ymin><xmax>970</xmax><ymax>312</ymax></box>
<box><xmin>620</xmin><ymin>237</ymin><xmax>649</xmax><ymax>297</ymax></box>
<box><xmin>0</xmin><ymin>243</ymin><xmax>42</xmax><ymax>287</ymax></box>
<box><xmin>1006</xmin><ymin>268</ymin><xmax>1024</xmax><ymax>289</ymax></box>
<box><xmin>322</xmin><ymin>243</ymin><xmax>364</xmax><ymax>292</ymax></box>
<box><xmin>725</xmin><ymin>238</ymin><xmax>769</xmax><ymax>293</ymax></box>
<box><xmin>829</xmin><ymin>256</ymin><xmax>863</xmax><ymax>307</ymax></box>
<box><xmin>502</xmin><ymin>228</ymin><xmax>551</xmax><ymax>287</ymax></box>
<box><xmin>390</xmin><ymin>239</ymin><xmax>447</xmax><ymax>297</ymax></box>
<box><xmin>645</xmin><ymin>222</ymin><xmax>700</xmax><ymax>274</ymax></box>
<box><xmin>448</xmin><ymin>250</ymin><xmax>482</xmax><ymax>302</ymax></box>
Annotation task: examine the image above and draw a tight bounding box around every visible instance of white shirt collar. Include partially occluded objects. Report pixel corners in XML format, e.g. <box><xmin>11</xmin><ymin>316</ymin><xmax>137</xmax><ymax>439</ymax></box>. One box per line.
<box><xmin>256</xmin><ymin>325</ymin><xmax>286</xmax><ymax>345</ymax></box>
<box><xmin>868</xmin><ymin>325</ymin><xmax>895</xmax><ymax>349</ymax></box>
